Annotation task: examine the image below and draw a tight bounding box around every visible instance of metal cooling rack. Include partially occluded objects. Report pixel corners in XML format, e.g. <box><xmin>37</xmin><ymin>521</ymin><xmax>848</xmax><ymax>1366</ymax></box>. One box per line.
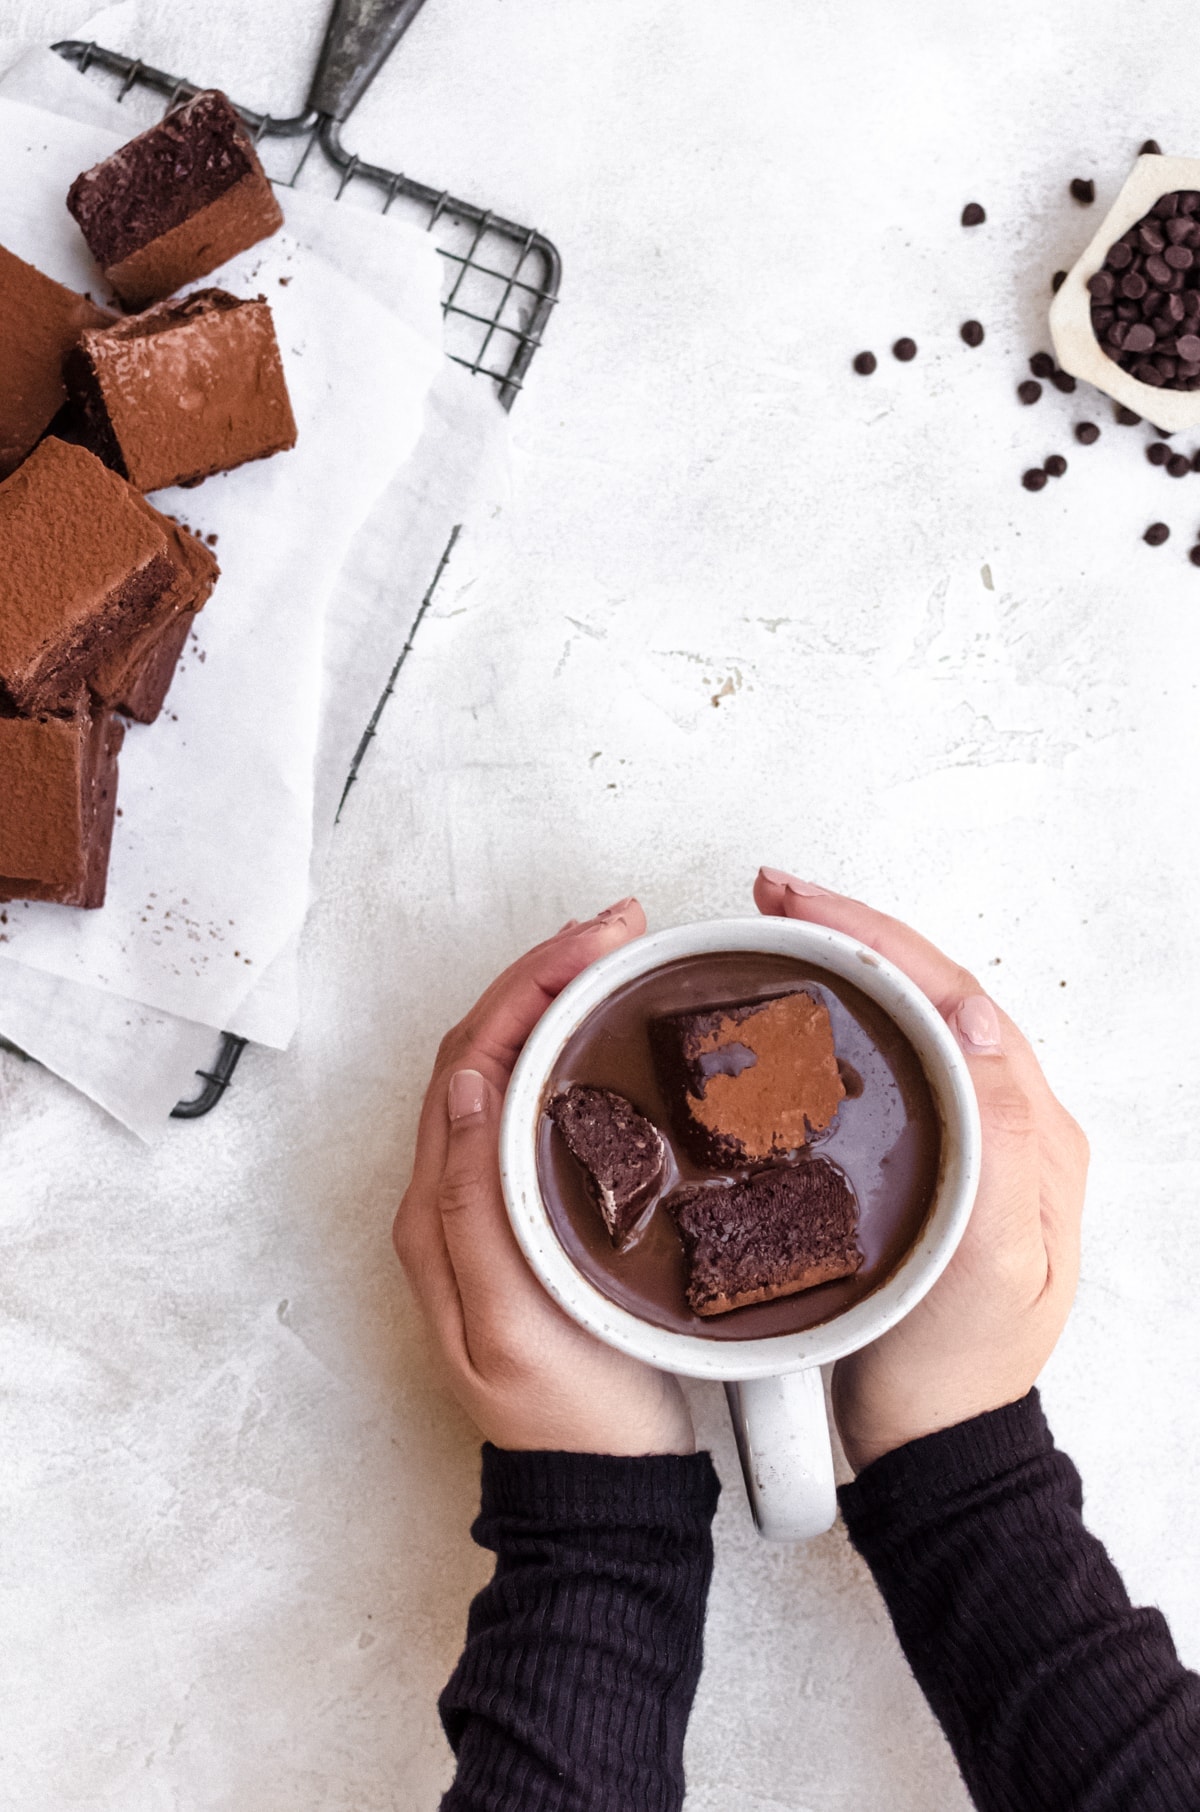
<box><xmin>44</xmin><ymin>0</ymin><xmax>562</xmax><ymax>1119</ymax></box>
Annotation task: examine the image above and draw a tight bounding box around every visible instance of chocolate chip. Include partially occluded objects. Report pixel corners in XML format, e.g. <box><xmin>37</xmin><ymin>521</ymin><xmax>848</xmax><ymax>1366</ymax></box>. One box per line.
<box><xmin>1030</xmin><ymin>351</ymin><xmax>1056</xmax><ymax>377</ymax></box>
<box><xmin>853</xmin><ymin>351</ymin><xmax>877</xmax><ymax>374</ymax></box>
<box><xmin>1070</xmin><ymin>178</ymin><xmax>1096</xmax><ymax>205</ymax></box>
<box><xmin>1050</xmin><ymin>369</ymin><xmax>1077</xmax><ymax>392</ymax></box>
<box><xmin>960</xmin><ymin>319</ymin><xmax>985</xmax><ymax>346</ymax></box>
<box><xmin>1017</xmin><ymin>379</ymin><xmax>1043</xmax><ymax>404</ymax></box>
<box><xmin>1121</xmin><ymin>270</ymin><xmax>1149</xmax><ymax>299</ymax></box>
<box><xmin>1146</xmin><ymin>254</ymin><xmax>1174</xmax><ymax>286</ymax></box>
<box><xmin>1136</xmin><ymin>360</ymin><xmax>1165</xmax><ymax>385</ymax></box>
<box><xmin>1192</xmin><ymin>450</ymin><xmax>1200</xmax><ymax>471</ymax></box>
<box><xmin>1143</xmin><ymin>522</ymin><xmax>1170</xmax><ymax>544</ymax></box>
<box><xmin>1044</xmin><ymin>454</ymin><xmax>1067</xmax><ymax>476</ymax></box>
<box><xmin>892</xmin><ymin>337</ymin><xmax>917</xmax><ymax>361</ymax></box>
<box><xmin>1075</xmin><ymin>421</ymin><xmax>1100</xmax><ymax>444</ymax></box>
<box><xmin>1124</xmin><ymin>322</ymin><xmax>1156</xmax><ymax>353</ymax></box>
<box><xmin>1177</xmin><ymin>333</ymin><xmax>1200</xmax><ymax>361</ymax></box>
<box><xmin>1116</xmin><ymin>404</ymin><xmax>1143</xmax><ymax>424</ymax></box>
<box><xmin>1052</xmin><ymin>270</ymin><xmax>1067</xmax><ymax>292</ymax></box>
<box><xmin>1140</xmin><ymin>139</ymin><xmax>1163</xmax><ymax>155</ymax></box>
<box><xmin>961</xmin><ymin>202</ymin><xmax>986</xmax><ymax>226</ymax></box>
<box><xmin>1168</xmin><ymin>453</ymin><xmax>1191</xmax><ymax>475</ymax></box>
<box><xmin>1154</xmin><ymin>192</ymin><xmax>1181</xmax><ymax>218</ymax></box>
<box><xmin>1167</xmin><ymin>218</ymin><xmax>1194</xmax><ymax>244</ymax></box>
<box><xmin>1088</xmin><ymin>271</ymin><xmax>1115</xmax><ymax>302</ymax></box>
<box><xmin>1107</xmin><ymin>241</ymin><xmax>1134</xmax><ymax>270</ymax></box>
<box><xmin>1189</xmin><ymin>545</ymin><xmax>1200</xmax><ymax>565</ymax></box>
<box><xmin>1022</xmin><ymin>468</ymin><xmax>1047</xmax><ymax>491</ymax></box>
<box><xmin>1147</xmin><ymin>441</ymin><xmax>1171</xmax><ymax>464</ymax></box>
<box><xmin>1139</xmin><ymin>224</ymin><xmax>1166</xmax><ymax>254</ymax></box>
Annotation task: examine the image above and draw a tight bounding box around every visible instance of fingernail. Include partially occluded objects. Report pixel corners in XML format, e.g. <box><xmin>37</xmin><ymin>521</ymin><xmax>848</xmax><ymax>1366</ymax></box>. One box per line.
<box><xmin>596</xmin><ymin>895</ymin><xmax>636</xmax><ymax>922</ymax></box>
<box><xmin>448</xmin><ymin>1069</ymin><xmax>486</xmax><ymax>1121</ymax></box>
<box><xmin>950</xmin><ymin>995</ymin><xmax>1003</xmax><ymax>1056</ymax></box>
<box><xmin>758</xmin><ymin>866</ymin><xmax>833</xmax><ymax>898</ymax></box>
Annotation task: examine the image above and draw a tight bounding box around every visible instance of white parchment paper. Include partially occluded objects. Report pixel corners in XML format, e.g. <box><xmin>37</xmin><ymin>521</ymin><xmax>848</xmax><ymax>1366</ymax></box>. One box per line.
<box><xmin>0</xmin><ymin>95</ymin><xmax>443</xmax><ymax>1028</ymax></box>
<box><xmin>0</xmin><ymin>46</ymin><xmax>510</xmax><ymax>1136</ymax></box>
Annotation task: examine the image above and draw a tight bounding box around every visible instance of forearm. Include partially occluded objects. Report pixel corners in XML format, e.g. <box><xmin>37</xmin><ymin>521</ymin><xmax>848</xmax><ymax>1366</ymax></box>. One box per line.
<box><xmin>839</xmin><ymin>1390</ymin><xmax>1200</xmax><ymax>1812</ymax></box>
<box><xmin>440</xmin><ymin>1445</ymin><xmax>720</xmax><ymax>1812</ymax></box>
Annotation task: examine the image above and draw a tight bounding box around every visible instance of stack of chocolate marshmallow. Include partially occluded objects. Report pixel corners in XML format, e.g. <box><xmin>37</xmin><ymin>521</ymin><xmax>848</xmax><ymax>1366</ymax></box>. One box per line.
<box><xmin>0</xmin><ymin>91</ymin><xmax>297</xmax><ymax>907</ymax></box>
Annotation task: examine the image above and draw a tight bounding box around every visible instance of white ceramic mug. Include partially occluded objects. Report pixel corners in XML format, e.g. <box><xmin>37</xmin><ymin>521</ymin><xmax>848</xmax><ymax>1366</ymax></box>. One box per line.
<box><xmin>499</xmin><ymin>917</ymin><xmax>982</xmax><ymax>1541</ymax></box>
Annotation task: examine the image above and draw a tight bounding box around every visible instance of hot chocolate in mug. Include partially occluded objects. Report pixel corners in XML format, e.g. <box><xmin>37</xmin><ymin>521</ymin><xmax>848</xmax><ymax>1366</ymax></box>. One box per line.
<box><xmin>499</xmin><ymin>917</ymin><xmax>982</xmax><ymax>1540</ymax></box>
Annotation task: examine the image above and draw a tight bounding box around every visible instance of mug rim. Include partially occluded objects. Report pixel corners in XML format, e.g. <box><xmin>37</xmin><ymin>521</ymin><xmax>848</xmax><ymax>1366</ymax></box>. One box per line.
<box><xmin>498</xmin><ymin>916</ymin><xmax>982</xmax><ymax>1381</ymax></box>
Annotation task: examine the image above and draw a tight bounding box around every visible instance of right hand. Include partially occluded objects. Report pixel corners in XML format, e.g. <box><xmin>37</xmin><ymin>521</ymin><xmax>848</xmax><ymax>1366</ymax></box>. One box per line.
<box><xmin>755</xmin><ymin>868</ymin><xmax>1090</xmax><ymax>1474</ymax></box>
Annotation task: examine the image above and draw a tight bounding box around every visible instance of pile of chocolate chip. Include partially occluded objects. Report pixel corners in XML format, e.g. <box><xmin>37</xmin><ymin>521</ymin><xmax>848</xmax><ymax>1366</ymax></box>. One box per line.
<box><xmin>847</xmin><ymin>155</ymin><xmax>1200</xmax><ymax>555</ymax></box>
<box><xmin>1089</xmin><ymin>192</ymin><xmax>1200</xmax><ymax>390</ymax></box>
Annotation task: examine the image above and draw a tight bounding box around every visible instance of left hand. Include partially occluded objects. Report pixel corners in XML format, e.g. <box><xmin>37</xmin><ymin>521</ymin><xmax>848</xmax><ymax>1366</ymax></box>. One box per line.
<box><xmin>393</xmin><ymin>899</ymin><xmax>696</xmax><ymax>1456</ymax></box>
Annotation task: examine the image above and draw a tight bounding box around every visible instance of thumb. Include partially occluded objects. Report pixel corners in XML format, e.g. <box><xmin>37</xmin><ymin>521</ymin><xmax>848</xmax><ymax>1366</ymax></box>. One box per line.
<box><xmin>946</xmin><ymin>994</ymin><xmax>1044</xmax><ymax>1262</ymax></box>
<box><xmin>439</xmin><ymin>1067</ymin><xmax>540</xmax><ymax>1321</ymax></box>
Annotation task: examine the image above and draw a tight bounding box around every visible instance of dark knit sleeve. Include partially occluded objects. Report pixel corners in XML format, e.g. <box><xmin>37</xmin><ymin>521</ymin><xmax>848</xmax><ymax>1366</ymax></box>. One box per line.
<box><xmin>839</xmin><ymin>1389</ymin><xmax>1200</xmax><ymax>1812</ymax></box>
<box><xmin>439</xmin><ymin>1445</ymin><xmax>720</xmax><ymax>1812</ymax></box>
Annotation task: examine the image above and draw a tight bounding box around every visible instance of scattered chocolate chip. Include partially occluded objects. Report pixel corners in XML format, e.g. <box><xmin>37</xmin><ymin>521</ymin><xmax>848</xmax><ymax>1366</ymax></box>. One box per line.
<box><xmin>1144</xmin><ymin>522</ymin><xmax>1170</xmax><ymax>544</ymax></box>
<box><xmin>1044</xmin><ymin>454</ymin><xmax>1068</xmax><ymax>476</ymax></box>
<box><xmin>1148</xmin><ymin>441</ymin><xmax>1171</xmax><ymax>464</ymax></box>
<box><xmin>1022</xmin><ymin>467</ymin><xmax>1048</xmax><ymax>491</ymax></box>
<box><xmin>1075</xmin><ymin>421</ymin><xmax>1100</xmax><ymax>444</ymax></box>
<box><xmin>1116</xmin><ymin>404</ymin><xmax>1143</xmax><ymax>423</ymax></box>
<box><xmin>1051</xmin><ymin>369</ymin><xmax>1077</xmax><ymax>393</ymax></box>
<box><xmin>1192</xmin><ymin>450</ymin><xmax>1200</xmax><ymax>472</ymax></box>
<box><xmin>853</xmin><ymin>351</ymin><xmax>877</xmax><ymax>374</ymax></box>
<box><xmin>1168</xmin><ymin>453</ymin><xmax>1191</xmax><ymax>476</ymax></box>
<box><xmin>1140</xmin><ymin>139</ymin><xmax>1163</xmax><ymax>155</ymax></box>
<box><xmin>892</xmin><ymin>337</ymin><xmax>917</xmax><ymax>362</ymax></box>
<box><xmin>1030</xmin><ymin>351</ymin><xmax>1056</xmax><ymax>378</ymax></box>
<box><xmin>1070</xmin><ymin>177</ymin><xmax>1096</xmax><ymax>205</ymax></box>
<box><xmin>1190</xmin><ymin>545</ymin><xmax>1200</xmax><ymax>565</ymax></box>
<box><xmin>1017</xmin><ymin>379</ymin><xmax>1043</xmax><ymax>404</ymax></box>
<box><xmin>961</xmin><ymin>202</ymin><xmax>986</xmax><ymax>227</ymax></box>
<box><xmin>960</xmin><ymin>319</ymin><xmax>985</xmax><ymax>347</ymax></box>
<box><xmin>1052</xmin><ymin>270</ymin><xmax>1067</xmax><ymax>292</ymax></box>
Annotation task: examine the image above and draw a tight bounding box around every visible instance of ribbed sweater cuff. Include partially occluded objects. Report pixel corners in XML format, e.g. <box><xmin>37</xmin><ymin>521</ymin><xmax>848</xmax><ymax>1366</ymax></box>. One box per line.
<box><xmin>838</xmin><ymin>1389</ymin><xmax>1051</xmax><ymax>1529</ymax></box>
<box><xmin>479</xmin><ymin>1444</ymin><xmax>721</xmax><ymax>1534</ymax></box>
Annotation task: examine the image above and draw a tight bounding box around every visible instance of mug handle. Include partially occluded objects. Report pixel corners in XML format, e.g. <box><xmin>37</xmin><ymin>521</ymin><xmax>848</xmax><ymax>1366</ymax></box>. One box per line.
<box><xmin>724</xmin><ymin>1370</ymin><xmax>837</xmax><ymax>1540</ymax></box>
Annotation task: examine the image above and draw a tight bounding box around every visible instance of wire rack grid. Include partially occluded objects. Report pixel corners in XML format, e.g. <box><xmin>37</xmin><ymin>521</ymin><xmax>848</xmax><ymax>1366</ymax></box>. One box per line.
<box><xmin>41</xmin><ymin>36</ymin><xmax>563</xmax><ymax>1117</ymax></box>
<box><xmin>53</xmin><ymin>39</ymin><xmax>561</xmax><ymax>409</ymax></box>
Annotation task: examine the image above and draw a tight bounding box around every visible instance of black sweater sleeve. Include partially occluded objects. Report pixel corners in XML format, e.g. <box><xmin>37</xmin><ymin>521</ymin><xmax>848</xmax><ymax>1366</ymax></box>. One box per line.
<box><xmin>838</xmin><ymin>1389</ymin><xmax>1200</xmax><ymax>1812</ymax></box>
<box><xmin>438</xmin><ymin>1444</ymin><xmax>721</xmax><ymax>1812</ymax></box>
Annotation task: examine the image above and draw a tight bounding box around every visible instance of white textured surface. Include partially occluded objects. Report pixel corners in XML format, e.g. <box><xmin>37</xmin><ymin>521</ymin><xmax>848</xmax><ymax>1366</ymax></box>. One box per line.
<box><xmin>4</xmin><ymin>3</ymin><xmax>1200</xmax><ymax>1809</ymax></box>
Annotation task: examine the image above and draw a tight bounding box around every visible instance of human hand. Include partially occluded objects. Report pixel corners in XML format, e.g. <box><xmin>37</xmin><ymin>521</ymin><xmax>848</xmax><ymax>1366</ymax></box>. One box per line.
<box><xmin>393</xmin><ymin>899</ymin><xmax>695</xmax><ymax>1457</ymax></box>
<box><xmin>755</xmin><ymin>867</ymin><xmax>1089</xmax><ymax>1474</ymax></box>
